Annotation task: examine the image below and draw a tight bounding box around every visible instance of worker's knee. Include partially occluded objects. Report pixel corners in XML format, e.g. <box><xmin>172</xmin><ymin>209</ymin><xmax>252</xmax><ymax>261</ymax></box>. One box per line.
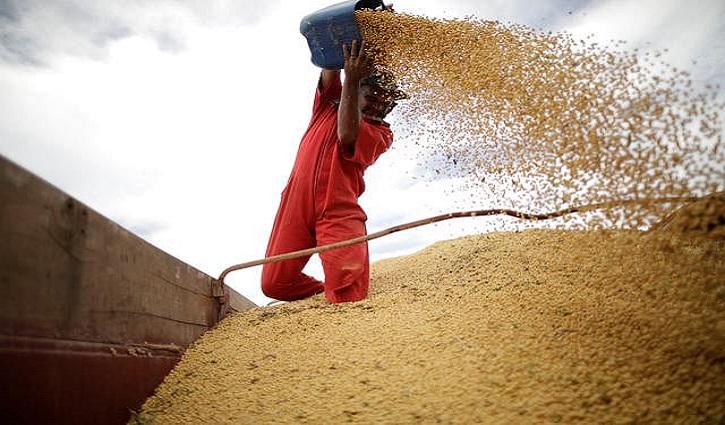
<box><xmin>261</xmin><ymin>281</ymin><xmax>294</xmax><ymax>301</ymax></box>
<box><xmin>260</xmin><ymin>269</ymin><xmax>324</xmax><ymax>302</ymax></box>
<box><xmin>260</xmin><ymin>274</ymin><xmax>292</xmax><ymax>302</ymax></box>
<box><xmin>260</xmin><ymin>264</ymin><xmax>291</xmax><ymax>300</ymax></box>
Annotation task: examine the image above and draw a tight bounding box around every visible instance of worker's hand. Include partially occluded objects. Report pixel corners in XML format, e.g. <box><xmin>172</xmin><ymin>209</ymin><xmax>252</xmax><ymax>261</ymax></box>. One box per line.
<box><xmin>342</xmin><ymin>39</ymin><xmax>374</xmax><ymax>85</ymax></box>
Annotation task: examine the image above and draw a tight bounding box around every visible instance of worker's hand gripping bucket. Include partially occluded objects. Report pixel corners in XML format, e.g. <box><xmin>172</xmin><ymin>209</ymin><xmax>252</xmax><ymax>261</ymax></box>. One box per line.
<box><xmin>300</xmin><ymin>0</ymin><xmax>388</xmax><ymax>70</ymax></box>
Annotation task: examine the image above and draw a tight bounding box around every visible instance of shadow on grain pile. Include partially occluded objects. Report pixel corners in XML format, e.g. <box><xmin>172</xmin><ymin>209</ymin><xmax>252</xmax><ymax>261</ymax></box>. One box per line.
<box><xmin>135</xmin><ymin>227</ymin><xmax>724</xmax><ymax>424</ymax></box>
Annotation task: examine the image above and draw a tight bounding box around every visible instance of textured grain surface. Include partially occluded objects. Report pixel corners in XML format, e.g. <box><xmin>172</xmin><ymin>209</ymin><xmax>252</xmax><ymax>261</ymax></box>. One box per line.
<box><xmin>136</xmin><ymin>229</ymin><xmax>724</xmax><ymax>424</ymax></box>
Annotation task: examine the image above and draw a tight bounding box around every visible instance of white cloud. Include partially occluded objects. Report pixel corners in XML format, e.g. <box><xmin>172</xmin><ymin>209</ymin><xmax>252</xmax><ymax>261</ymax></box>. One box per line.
<box><xmin>564</xmin><ymin>0</ymin><xmax>725</xmax><ymax>82</ymax></box>
<box><xmin>0</xmin><ymin>0</ymin><xmax>285</xmax><ymax>65</ymax></box>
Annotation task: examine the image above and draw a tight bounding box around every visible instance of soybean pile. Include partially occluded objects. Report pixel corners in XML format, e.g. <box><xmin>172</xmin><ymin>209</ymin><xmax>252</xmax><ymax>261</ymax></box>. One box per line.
<box><xmin>357</xmin><ymin>11</ymin><xmax>724</xmax><ymax>228</ymax></box>
<box><xmin>134</xmin><ymin>229</ymin><xmax>724</xmax><ymax>424</ymax></box>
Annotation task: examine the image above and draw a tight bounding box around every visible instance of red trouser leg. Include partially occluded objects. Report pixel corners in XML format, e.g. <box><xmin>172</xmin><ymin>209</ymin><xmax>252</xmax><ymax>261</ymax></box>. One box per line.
<box><xmin>261</xmin><ymin>207</ymin><xmax>324</xmax><ymax>302</ymax></box>
<box><xmin>317</xmin><ymin>217</ymin><xmax>370</xmax><ymax>303</ymax></box>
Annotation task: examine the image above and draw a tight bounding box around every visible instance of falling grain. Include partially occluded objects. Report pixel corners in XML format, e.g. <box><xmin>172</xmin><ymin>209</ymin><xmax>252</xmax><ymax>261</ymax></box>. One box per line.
<box><xmin>356</xmin><ymin>11</ymin><xmax>724</xmax><ymax>229</ymax></box>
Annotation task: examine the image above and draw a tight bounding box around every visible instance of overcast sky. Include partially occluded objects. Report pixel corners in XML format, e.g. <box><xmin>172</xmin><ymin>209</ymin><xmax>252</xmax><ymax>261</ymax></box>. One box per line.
<box><xmin>1</xmin><ymin>0</ymin><xmax>723</xmax><ymax>306</ymax></box>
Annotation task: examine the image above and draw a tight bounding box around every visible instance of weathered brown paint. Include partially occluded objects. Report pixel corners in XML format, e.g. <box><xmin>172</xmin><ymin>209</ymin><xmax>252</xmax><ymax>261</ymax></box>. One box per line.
<box><xmin>0</xmin><ymin>155</ymin><xmax>257</xmax><ymax>424</ymax></box>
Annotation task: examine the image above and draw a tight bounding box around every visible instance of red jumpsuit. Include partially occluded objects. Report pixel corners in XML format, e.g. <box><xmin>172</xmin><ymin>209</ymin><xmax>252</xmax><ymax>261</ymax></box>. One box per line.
<box><xmin>261</xmin><ymin>76</ymin><xmax>393</xmax><ymax>303</ymax></box>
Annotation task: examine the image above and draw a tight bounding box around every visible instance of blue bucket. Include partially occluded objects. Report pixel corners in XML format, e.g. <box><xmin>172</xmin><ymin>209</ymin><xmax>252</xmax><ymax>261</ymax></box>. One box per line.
<box><xmin>300</xmin><ymin>0</ymin><xmax>387</xmax><ymax>70</ymax></box>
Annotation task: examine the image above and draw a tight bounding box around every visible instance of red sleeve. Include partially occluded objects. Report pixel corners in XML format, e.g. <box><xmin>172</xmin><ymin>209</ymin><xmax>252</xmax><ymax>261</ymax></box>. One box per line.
<box><xmin>312</xmin><ymin>76</ymin><xmax>342</xmax><ymax>114</ymax></box>
<box><xmin>343</xmin><ymin>120</ymin><xmax>393</xmax><ymax>167</ymax></box>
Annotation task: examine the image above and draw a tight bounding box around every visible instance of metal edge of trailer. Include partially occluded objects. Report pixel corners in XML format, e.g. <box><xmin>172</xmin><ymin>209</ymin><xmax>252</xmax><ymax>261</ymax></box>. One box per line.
<box><xmin>0</xmin><ymin>154</ymin><xmax>257</xmax><ymax>424</ymax></box>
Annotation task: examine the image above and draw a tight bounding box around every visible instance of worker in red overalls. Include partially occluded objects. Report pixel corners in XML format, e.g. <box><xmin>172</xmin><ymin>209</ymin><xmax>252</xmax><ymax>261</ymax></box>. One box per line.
<box><xmin>261</xmin><ymin>39</ymin><xmax>406</xmax><ymax>303</ymax></box>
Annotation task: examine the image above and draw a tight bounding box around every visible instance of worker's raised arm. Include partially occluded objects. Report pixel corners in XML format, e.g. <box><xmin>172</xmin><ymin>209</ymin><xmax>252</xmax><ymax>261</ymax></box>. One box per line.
<box><xmin>337</xmin><ymin>40</ymin><xmax>374</xmax><ymax>153</ymax></box>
